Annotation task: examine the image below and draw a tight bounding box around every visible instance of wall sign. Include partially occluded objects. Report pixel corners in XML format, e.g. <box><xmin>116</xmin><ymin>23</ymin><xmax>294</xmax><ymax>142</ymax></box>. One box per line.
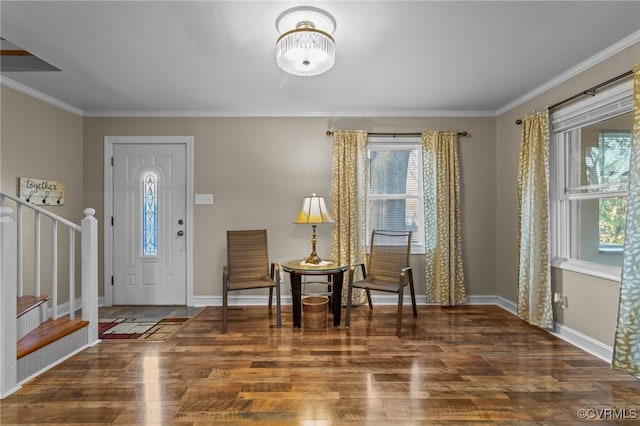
<box><xmin>19</xmin><ymin>177</ymin><xmax>65</xmax><ymax>206</ymax></box>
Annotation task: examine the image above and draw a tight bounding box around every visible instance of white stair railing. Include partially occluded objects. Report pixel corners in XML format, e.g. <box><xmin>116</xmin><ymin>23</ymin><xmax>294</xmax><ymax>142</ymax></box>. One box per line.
<box><xmin>0</xmin><ymin>193</ymin><xmax>98</xmax><ymax>398</ymax></box>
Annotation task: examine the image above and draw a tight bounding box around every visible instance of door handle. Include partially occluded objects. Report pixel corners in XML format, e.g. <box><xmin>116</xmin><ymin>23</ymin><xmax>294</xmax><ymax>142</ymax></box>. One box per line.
<box><xmin>177</xmin><ymin>230</ymin><xmax>184</xmax><ymax>237</ymax></box>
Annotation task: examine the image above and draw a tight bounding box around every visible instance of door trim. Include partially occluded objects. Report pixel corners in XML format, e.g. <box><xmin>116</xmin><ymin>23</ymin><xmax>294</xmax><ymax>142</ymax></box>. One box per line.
<box><xmin>103</xmin><ymin>136</ymin><xmax>194</xmax><ymax>306</ymax></box>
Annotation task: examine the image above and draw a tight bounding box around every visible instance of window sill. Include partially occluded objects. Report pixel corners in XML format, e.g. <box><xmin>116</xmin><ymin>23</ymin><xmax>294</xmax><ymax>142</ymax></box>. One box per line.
<box><xmin>551</xmin><ymin>258</ymin><xmax>621</xmax><ymax>283</ymax></box>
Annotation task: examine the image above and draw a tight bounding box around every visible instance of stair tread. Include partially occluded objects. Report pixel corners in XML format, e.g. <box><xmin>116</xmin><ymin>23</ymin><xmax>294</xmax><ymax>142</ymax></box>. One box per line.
<box><xmin>17</xmin><ymin>318</ymin><xmax>89</xmax><ymax>359</ymax></box>
<box><xmin>17</xmin><ymin>295</ymin><xmax>51</xmax><ymax>318</ymax></box>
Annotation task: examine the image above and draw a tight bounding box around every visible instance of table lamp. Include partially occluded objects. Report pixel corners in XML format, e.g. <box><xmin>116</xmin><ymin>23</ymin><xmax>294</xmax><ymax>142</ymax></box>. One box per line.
<box><xmin>294</xmin><ymin>193</ymin><xmax>334</xmax><ymax>264</ymax></box>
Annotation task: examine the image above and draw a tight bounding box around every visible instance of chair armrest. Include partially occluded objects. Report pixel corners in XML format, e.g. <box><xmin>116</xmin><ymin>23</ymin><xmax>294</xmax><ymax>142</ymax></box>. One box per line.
<box><xmin>349</xmin><ymin>262</ymin><xmax>367</xmax><ymax>282</ymax></box>
<box><xmin>400</xmin><ymin>266</ymin><xmax>412</xmax><ymax>283</ymax></box>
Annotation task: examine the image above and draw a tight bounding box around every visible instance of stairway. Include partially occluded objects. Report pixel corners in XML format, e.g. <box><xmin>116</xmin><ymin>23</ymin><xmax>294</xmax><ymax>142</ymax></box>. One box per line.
<box><xmin>16</xmin><ymin>296</ymin><xmax>89</xmax><ymax>381</ymax></box>
<box><xmin>1</xmin><ymin>193</ymin><xmax>98</xmax><ymax>398</ymax></box>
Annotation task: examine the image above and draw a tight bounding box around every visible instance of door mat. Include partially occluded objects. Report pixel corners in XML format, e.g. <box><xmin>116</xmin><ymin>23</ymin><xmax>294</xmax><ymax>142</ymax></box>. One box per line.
<box><xmin>98</xmin><ymin>317</ymin><xmax>190</xmax><ymax>341</ymax></box>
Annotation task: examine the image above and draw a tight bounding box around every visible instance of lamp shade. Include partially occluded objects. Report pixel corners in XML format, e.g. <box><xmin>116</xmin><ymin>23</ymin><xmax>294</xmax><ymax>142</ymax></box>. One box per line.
<box><xmin>294</xmin><ymin>193</ymin><xmax>334</xmax><ymax>224</ymax></box>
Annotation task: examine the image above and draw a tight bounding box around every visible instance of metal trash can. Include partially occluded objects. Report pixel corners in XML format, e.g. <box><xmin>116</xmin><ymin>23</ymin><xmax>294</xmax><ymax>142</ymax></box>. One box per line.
<box><xmin>302</xmin><ymin>296</ymin><xmax>328</xmax><ymax>329</ymax></box>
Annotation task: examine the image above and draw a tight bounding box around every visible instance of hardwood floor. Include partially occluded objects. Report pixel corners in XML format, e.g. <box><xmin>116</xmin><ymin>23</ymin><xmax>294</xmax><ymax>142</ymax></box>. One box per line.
<box><xmin>2</xmin><ymin>304</ymin><xmax>639</xmax><ymax>425</ymax></box>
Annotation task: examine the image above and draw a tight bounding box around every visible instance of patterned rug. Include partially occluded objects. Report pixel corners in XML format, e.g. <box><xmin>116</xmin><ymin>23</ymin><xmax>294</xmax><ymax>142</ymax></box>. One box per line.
<box><xmin>98</xmin><ymin>317</ymin><xmax>190</xmax><ymax>341</ymax></box>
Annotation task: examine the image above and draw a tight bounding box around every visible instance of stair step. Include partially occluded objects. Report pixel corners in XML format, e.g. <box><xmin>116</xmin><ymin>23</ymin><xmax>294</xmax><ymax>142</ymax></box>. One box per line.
<box><xmin>17</xmin><ymin>295</ymin><xmax>50</xmax><ymax>318</ymax></box>
<box><xmin>17</xmin><ymin>318</ymin><xmax>89</xmax><ymax>359</ymax></box>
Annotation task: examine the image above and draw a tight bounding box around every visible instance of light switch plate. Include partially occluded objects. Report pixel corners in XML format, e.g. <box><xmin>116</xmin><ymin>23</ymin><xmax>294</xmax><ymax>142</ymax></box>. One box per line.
<box><xmin>195</xmin><ymin>194</ymin><xmax>213</xmax><ymax>205</ymax></box>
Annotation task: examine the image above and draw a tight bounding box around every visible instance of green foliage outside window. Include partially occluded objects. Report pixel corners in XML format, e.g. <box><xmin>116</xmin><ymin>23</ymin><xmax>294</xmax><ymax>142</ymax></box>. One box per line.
<box><xmin>588</xmin><ymin>131</ymin><xmax>631</xmax><ymax>248</ymax></box>
<box><xmin>599</xmin><ymin>197</ymin><xmax>626</xmax><ymax>245</ymax></box>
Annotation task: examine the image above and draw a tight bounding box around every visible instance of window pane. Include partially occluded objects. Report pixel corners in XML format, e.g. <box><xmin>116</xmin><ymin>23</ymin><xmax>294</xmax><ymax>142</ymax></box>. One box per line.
<box><xmin>367</xmin><ymin>198</ymin><xmax>420</xmax><ymax>243</ymax></box>
<box><xmin>368</xmin><ymin>149</ymin><xmax>419</xmax><ymax>195</ymax></box>
<box><xmin>599</xmin><ymin>196</ymin><xmax>626</xmax><ymax>247</ymax></box>
<box><xmin>366</xmin><ymin>142</ymin><xmax>423</xmax><ymax>248</ymax></box>
<box><xmin>567</xmin><ymin>116</ymin><xmax>631</xmax><ymax>195</ymax></box>
<box><xmin>574</xmin><ymin>197</ymin><xmax>625</xmax><ymax>267</ymax></box>
<box><xmin>142</xmin><ymin>172</ymin><xmax>158</xmax><ymax>256</ymax></box>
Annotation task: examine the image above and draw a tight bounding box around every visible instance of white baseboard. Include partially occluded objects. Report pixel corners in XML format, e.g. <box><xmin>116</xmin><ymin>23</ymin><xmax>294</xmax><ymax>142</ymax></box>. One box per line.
<box><xmin>549</xmin><ymin>323</ymin><xmax>613</xmax><ymax>363</ymax></box>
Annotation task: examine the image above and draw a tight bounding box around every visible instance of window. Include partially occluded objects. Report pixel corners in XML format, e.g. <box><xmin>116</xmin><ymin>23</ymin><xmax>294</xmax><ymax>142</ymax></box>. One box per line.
<box><xmin>366</xmin><ymin>137</ymin><xmax>424</xmax><ymax>253</ymax></box>
<box><xmin>551</xmin><ymin>80</ymin><xmax>632</xmax><ymax>278</ymax></box>
<box><xmin>142</xmin><ymin>171</ymin><xmax>158</xmax><ymax>256</ymax></box>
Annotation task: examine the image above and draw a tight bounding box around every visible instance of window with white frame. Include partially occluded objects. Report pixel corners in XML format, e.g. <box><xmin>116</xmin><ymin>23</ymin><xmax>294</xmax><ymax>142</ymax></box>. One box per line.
<box><xmin>366</xmin><ymin>137</ymin><xmax>425</xmax><ymax>253</ymax></box>
<box><xmin>551</xmin><ymin>80</ymin><xmax>633</xmax><ymax>278</ymax></box>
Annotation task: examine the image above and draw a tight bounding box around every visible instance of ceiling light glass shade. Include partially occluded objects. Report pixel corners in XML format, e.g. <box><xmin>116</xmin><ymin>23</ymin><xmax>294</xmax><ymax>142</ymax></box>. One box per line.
<box><xmin>275</xmin><ymin>6</ymin><xmax>336</xmax><ymax>77</ymax></box>
<box><xmin>276</xmin><ymin>29</ymin><xmax>335</xmax><ymax>76</ymax></box>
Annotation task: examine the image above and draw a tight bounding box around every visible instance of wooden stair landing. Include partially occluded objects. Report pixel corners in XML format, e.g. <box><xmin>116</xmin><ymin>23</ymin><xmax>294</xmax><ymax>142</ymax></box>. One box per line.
<box><xmin>17</xmin><ymin>318</ymin><xmax>88</xmax><ymax>359</ymax></box>
<box><xmin>17</xmin><ymin>295</ymin><xmax>50</xmax><ymax>318</ymax></box>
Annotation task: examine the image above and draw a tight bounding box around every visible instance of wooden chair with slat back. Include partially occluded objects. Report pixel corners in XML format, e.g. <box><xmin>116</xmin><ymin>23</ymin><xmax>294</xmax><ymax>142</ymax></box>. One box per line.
<box><xmin>345</xmin><ymin>230</ymin><xmax>417</xmax><ymax>337</ymax></box>
<box><xmin>223</xmin><ymin>229</ymin><xmax>282</xmax><ymax>333</ymax></box>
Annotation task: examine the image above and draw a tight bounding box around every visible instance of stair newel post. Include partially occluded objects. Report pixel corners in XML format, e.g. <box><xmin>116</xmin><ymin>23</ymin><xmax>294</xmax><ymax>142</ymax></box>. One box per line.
<box><xmin>81</xmin><ymin>208</ymin><xmax>99</xmax><ymax>345</ymax></box>
<box><xmin>0</xmin><ymin>207</ymin><xmax>18</xmax><ymax>397</ymax></box>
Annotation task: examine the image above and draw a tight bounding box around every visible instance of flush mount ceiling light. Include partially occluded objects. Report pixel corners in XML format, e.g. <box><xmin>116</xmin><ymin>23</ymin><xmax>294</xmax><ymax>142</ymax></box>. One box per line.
<box><xmin>276</xmin><ymin>6</ymin><xmax>336</xmax><ymax>77</ymax></box>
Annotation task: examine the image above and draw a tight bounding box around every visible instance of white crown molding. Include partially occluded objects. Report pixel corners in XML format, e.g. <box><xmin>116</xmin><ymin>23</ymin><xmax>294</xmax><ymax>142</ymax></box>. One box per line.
<box><xmin>83</xmin><ymin>109</ymin><xmax>497</xmax><ymax>118</ymax></box>
<box><xmin>496</xmin><ymin>29</ymin><xmax>640</xmax><ymax>116</ymax></box>
<box><xmin>0</xmin><ymin>77</ymin><xmax>84</xmax><ymax>116</ymax></box>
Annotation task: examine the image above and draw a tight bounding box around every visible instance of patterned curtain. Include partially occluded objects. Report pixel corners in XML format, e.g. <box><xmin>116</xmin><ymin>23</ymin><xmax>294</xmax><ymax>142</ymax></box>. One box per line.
<box><xmin>422</xmin><ymin>130</ymin><xmax>466</xmax><ymax>306</ymax></box>
<box><xmin>517</xmin><ymin>111</ymin><xmax>552</xmax><ymax>328</ymax></box>
<box><xmin>613</xmin><ymin>64</ymin><xmax>640</xmax><ymax>376</ymax></box>
<box><xmin>329</xmin><ymin>130</ymin><xmax>368</xmax><ymax>305</ymax></box>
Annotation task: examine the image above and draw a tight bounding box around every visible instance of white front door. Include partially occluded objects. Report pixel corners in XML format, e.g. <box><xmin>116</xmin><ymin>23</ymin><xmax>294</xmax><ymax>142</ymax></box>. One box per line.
<box><xmin>112</xmin><ymin>142</ymin><xmax>187</xmax><ymax>305</ymax></box>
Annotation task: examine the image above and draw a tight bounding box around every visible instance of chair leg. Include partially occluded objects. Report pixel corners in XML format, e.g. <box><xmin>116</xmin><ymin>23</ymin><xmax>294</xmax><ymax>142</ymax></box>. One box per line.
<box><xmin>275</xmin><ymin>284</ymin><xmax>282</xmax><ymax>328</ymax></box>
<box><xmin>366</xmin><ymin>289</ymin><xmax>373</xmax><ymax>309</ymax></box>
<box><xmin>345</xmin><ymin>282</ymin><xmax>353</xmax><ymax>327</ymax></box>
<box><xmin>408</xmin><ymin>270</ymin><xmax>417</xmax><ymax>318</ymax></box>
<box><xmin>268</xmin><ymin>287</ymin><xmax>273</xmax><ymax>310</ymax></box>
<box><xmin>396</xmin><ymin>286</ymin><xmax>404</xmax><ymax>338</ymax></box>
<box><xmin>222</xmin><ymin>287</ymin><xmax>228</xmax><ymax>334</ymax></box>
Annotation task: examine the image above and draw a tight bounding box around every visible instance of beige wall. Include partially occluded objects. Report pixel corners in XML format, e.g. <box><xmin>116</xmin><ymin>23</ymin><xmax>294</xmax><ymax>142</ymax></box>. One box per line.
<box><xmin>1</xmin><ymin>85</ymin><xmax>84</xmax><ymax>301</ymax></box>
<box><xmin>496</xmin><ymin>42</ymin><xmax>639</xmax><ymax>345</ymax></box>
<box><xmin>4</xmin><ymin>41</ymin><xmax>636</xmax><ymax>349</ymax></box>
<box><xmin>83</xmin><ymin>116</ymin><xmax>497</xmax><ymax>300</ymax></box>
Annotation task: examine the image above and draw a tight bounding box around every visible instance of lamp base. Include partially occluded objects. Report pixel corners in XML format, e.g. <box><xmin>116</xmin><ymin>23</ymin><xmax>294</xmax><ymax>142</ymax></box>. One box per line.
<box><xmin>304</xmin><ymin>253</ymin><xmax>322</xmax><ymax>264</ymax></box>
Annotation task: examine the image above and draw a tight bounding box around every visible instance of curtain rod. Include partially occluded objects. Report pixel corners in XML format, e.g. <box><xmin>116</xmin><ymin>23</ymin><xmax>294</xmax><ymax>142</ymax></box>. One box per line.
<box><xmin>515</xmin><ymin>69</ymin><xmax>633</xmax><ymax>125</ymax></box>
<box><xmin>325</xmin><ymin>130</ymin><xmax>468</xmax><ymax>137</ymax></box>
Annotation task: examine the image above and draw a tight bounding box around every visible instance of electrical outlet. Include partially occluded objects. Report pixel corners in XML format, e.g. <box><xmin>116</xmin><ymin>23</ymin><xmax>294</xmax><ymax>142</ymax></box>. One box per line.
<box><xmin>553</xmin><ymin>292</ymin><xmax>567</xmax><ymax>309</ymax></box>
<box><xmin>553</xmin><ymin>292</ymin><xmax>563</xmax><ymax>303</ymax></box>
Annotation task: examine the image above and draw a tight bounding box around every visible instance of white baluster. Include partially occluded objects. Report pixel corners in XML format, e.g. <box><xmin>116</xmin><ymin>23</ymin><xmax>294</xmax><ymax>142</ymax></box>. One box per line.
<box><xmin>16</xmin><ymin>204</ymin><xmax>23</xmax><ymax>297</ymax></box>
<box><xmin>52</xmin><ymin>220</ymin><xmax>58</xmax><ymax>319</ymax></box>
<box><xmin>35</xmin><ymin>211</ymin><xmax>41</xmax><ymax>297</ymax></box>
<box><xmin>69</xmin><ymin>228</ymin><xmax>75</xmax><ymax>319</ymax></box>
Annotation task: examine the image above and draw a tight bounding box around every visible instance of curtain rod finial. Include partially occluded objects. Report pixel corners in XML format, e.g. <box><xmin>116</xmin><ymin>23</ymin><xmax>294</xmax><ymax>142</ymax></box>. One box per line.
<box><xmin>326</xmin><ymin>130</ymin><xmax>333</xmax><ymax>137</ymax></box>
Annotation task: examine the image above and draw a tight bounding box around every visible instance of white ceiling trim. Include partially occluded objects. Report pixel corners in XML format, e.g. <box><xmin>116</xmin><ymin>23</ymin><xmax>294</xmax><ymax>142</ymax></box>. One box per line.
<box><xmin>496</xmin><ymin>29</ymin><xmax>640</xmax><ymax>116</ymax></box>
<box><xmin>0</xmin><ymin>76</ymin><xmax>83</xmax><ymax>116</ymax></box>
<box><xmin>83</xmin><ymin>109</ymin><xmax>497</xmax><ymax>118</ymax></box>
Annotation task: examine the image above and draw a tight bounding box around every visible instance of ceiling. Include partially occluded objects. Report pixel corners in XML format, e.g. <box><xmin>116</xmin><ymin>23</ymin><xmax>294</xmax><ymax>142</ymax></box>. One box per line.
<box><xmin>1</xmin><ymin>1</ymin><xmax>639</xmax><ymax>117</ymax></box>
